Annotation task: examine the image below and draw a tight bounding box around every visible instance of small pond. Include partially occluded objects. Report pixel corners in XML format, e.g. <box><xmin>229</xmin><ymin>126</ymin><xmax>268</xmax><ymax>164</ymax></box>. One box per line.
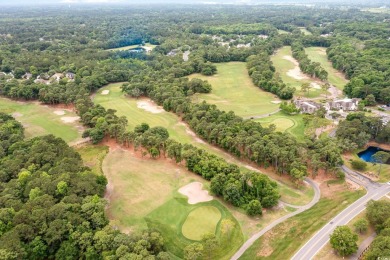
<box><xmin>358</xmin><ymin>146</ymin><xmax>390</xmax><ymax>164</ymax></box>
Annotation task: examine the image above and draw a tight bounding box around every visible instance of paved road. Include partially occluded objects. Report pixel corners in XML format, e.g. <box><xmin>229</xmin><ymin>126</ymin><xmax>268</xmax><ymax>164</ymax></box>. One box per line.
<box><xmin>291</xmin><ymin>168</ymin><xmax>390</xmax><ymax>260</ymax></box>
<box><xmin>230</xmin><ymin>178</ymin><xmax>321</xmax><ymax>260</ymax></box>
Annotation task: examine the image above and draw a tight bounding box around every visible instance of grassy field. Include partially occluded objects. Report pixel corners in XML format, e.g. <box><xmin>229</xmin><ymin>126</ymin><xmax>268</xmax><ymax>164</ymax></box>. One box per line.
<box><xmin>103</xmin><ymin>148</ymin><xmax>244</xmax><ymax>259</ymax></box>
<box><xmin>299</xmin><ymin>27</ymin><xmax>312</xmax><ymax>35</ymax></box>
<box><xmin>240</xmin><ymin>186</ymin><xmax>366</xmax><ymax>259</ymax></box>
<box><xmin>94</xmin><ymin>83</ymin><xmax>315</xmax><ymax>205</ymax></box>
<box><xmin>188</xmin><ymin>62</ymin><xmax>280</xmax><ymax>118</ymax></box>
<box><xmin>254</xmin><ymin>112</ymin><xmax>306</xmax><ymax>141</ymax></box>
<box><xmin>305</xmin><ymin>47</ymin><xmax>349</xmax><ymax>91</ymax></box>
<box><xmin>181</xmin><ymin>206</ymin><xmax>221</xmax><ymax>240</ymax></box>
<box><xmin>75</xmin><ymin>144</ymin><xmax>109</xmax><ymax>175</ymax></box>
<box><xmin>106</xmin><ymin>43</ymin><xmax>157</xmax><ymax>51</ymax></box>
<box><xmin>278</xmin><ymin>29</ymin><xmax>290</xmax><ymax>34</ymax></box>
<box><xmin>343</xmin><ymin>152</ymin><xmax>390</xmax><ymax>183</ymax></box>
<box><xmin>362</xmin><ymin>8</ymin><xmax>390</xmax><ymax>13</ymax></box>
<box><xmin>0</xmin><ymin>97</ymin><xmax>82</xmax><ymax>143</ymax></box>
<box><xmin>271</xmin><ymin>46</ymin><xmax>323</xmax><ymax>98</ymax></box>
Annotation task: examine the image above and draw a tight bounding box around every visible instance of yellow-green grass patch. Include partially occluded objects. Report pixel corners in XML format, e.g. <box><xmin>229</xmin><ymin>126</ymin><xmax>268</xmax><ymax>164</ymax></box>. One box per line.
<box><xmin>261</xmin><ymin>117</ymin><xmax>295</xmax><ymax>132</ymax></box>
<box><xmin>0</xmin><ymin>97</ymin><xmax>82</xmax><ymax>143</ymax></box>
<box><xmin>182</xmin><ymin>206</ymin><xmax>222</xmax><ymax>240</ymax></box>
<box><xmin>271</xmin><ymin>46</ymin><xmax>323</xmax><ymax>98</ymax></box>
<box><xmin>299</xmin><ymin>27</ymin><xmax>312</xmax><ymax>35</ymax></box>
<box><xmin>278</xmin><ymin>29</ymin><xmax>290</xmax><ymax>34</ymax></box>
<box><xmin>305</xmin><ymin>47</ymin><xmax>349</xmax><ymax>91</ymax></box>
<box><xmin>75</xmin><ymin>144</ymin><xmax>109</xmax><ymax>175</ymax></box>
<box><xmin>188</xmin><ymin>62</ymin><xmax>280</xmax><ymax>117</ymax></box>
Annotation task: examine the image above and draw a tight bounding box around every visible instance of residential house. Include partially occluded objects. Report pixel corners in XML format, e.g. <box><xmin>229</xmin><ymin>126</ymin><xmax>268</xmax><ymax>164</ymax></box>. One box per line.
<box><xmin>51</xmin><ymin>73</ymin><xmax>64</xmax><ymax>82</ymax></box>
<box><xmin>22</xmin><ymin>73</ymin><xmax>33</xmax><ymax>80</ymax></box>
<box><xmin>326</xmin><ymin>98</ymin><xmax>360</xmax><ymax>111</ymax></box>
<box><xmin>294</xmin><ymin>99</ymin><xmax>322</xmax><ymax>114</ymax></box>
<box><xmin>66</xmin><ymin>72</ymin><xmax>75</xmax><ymax>80</ymax></box>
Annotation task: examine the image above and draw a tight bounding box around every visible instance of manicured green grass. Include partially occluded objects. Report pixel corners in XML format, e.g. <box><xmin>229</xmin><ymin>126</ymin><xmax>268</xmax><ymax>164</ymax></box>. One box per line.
<box><xmin>240</xmin><ymin>189</ymin><xmax>366</xmax><ymax>259</ymax></box>
<box><xmin>188</xmin><ymin>62</ymin><xmax>280</xmax><ymax>117</ymax></box>
<box><xmin>279</xmin><ymin>184</ymin><xmax>315</xmax><ymax>206</ymax></box>
<box><xmin>106</xmin><ymin>43</ymin><xmax>157</xmax><ymax>51</ymax></box>
<box><xmin>278</xmin><ymin>29</ymin><xmax>290</xmax><ymax>34</ymax></box>
<box><xmin>254</xmin><ymin>112</ymin><xmax>306</xmax><ymax>141</ymax></box>
<box><xmin>305</xmin><ymin>47</ymin><xmax>349</xmax><ymax>91</ymax></box>
<box><xmin>0</xmin><ymin>97</ymin><xmax>81</xmax><ymax>143</ymax></box>
<box><xmin>299</xmin><ymin>27</ymin><xmax>312</xmax><ymax>35</ymax></box>
<box><xmin>75</xmin><ymin>144</ymin><xmax>109</xmax><ymax>175</ymax></box>
<box><xmin>146</xmin><ymin>197</ymin><xmax>244</xmax><ymax>259</ymax></box>
<box><xmin>182</xmin><ymin>206</ymin><xmax>222</xmax><ymax>240</ymax></box>
<box><xmin>95</xmin><ymin>83</ymin><xmax>315</xmax><ymax>205</ymax></box>
<box><xmin>344</xmin><ymin>152</ymin><xmax>390</xmax><ymax>183</ymax></box>
<box><xmin>271</xmin><ymin>46</ymin><xmax>323</xmax><ymax>98</ymax></box>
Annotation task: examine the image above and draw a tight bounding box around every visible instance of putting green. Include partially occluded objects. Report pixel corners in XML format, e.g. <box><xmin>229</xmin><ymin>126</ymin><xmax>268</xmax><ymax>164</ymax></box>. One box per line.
<box><xmin>182</xmin><ymin>206</ymin><xmax>222</xmax><ymax>241</ymax></box>
<box><xmin>262</xmin><ymin>117</ymin><xmax>295</xmax><ymax>132</ymax></box>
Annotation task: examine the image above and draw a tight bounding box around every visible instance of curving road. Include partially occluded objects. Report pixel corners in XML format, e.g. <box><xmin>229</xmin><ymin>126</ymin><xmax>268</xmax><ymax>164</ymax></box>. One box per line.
<box><xmin>291</xmin><ymin>167</ymin><xmax>390</xmax><ymax>260</ymax></box>
<box><xmin>231</xmin><ymin>178</ymin><xmax>321</xmax><ymax>260</ymax></box>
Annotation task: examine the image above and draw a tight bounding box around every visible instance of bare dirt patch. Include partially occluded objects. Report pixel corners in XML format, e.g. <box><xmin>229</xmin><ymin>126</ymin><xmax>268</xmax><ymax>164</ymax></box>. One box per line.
<box><xmin>54</xmin><ymin>110</ymin><xmax>66</xmax><ymax>116</ymax></box>
<box><xmin>101</xmin><ymin>90</ymin><xmax>110</xmax><ymax>95</ymax></box>
<box><xmin>137</xmin><ymin>99</ymin><xmax>164</xmax><ymax>114</ymax></box>
<box><xmin>311</xmin><ymin>82</ymin><xmax>321</xmax><ymax>89</ymax></box>
<box><xmin>12</xmin><ymin>112</ymin><xmax>23</xmax><ymax>118</ymax></box>
<box><xmin>283</xmin><ymin>55</ymin><xmax>310</xmax><ymax>80</ymax></box>
<box><xmin>179</xmin><ymin>182</ymin><xmax>213</xmax><ymax>204</ymax></box>
<box><xmin>61</xmin><ymin>116</ymin><xmax>80</xmax><ymax>123</ymax></box>
<box><xmin>271</xmin><ymin>100</ymin><xmax>282</xmax><ymax>104</ymax></box>
<box><xmin>177</xmin><ymin>122</ymin><xmax>206</xmax><ymax>144</ymax></box>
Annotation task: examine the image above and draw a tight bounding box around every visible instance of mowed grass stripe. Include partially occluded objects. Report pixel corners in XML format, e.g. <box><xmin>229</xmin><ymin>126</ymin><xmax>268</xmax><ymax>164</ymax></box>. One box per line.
<box><xmin>182</xmin><ymin>206</ymin><xmax>222</xmax><ymax>241</ymax></box>
<box><xmin>188</xmin><ymin>62</ymin><xmax>280</xmax><ymax>117</ymax></box>
<box><xmin>0</xmin><ymin>97</ymin><xmax>81</xmax><ymax>143</ymax></box>
<box><xmin>305</xmin><ymin>47</ymin><xmax>349</xmax><ymax>91</ymax></box>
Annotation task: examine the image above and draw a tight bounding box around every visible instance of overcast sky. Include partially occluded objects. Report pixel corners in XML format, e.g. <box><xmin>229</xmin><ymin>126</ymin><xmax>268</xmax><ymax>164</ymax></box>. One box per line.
<box><xmin>0</xmin><ymin>0</ymin><xmax>387</xmax><ymax>5</ymax></box>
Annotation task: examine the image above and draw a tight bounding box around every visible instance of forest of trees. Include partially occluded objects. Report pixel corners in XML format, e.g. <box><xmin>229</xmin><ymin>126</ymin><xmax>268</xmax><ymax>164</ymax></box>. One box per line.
<box><xmin>0</xmin><ymin>113</ymin><xmax>169</xmax><ymax>259</ymax></box>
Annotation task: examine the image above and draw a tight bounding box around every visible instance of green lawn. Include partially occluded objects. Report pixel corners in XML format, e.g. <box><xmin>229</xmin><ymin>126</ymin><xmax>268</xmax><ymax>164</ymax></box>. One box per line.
<box><xmin>95</xmin><ymin>83</ymin><xmax>315</xmax><ymax>205</ymax></box>
<box><xmin>146</xmin><ymin>197</ymin><xmax>244</xmax><ymax>259</ymax></box>
<box><xmin>278</xmin><ymin>29</ymin><xmax>290</xmax><ymax>34</ymax></box>
<box><xmin>188</xmin><ymin>62</ymin><xmax>280</xmax><ymax>118</ymax></box>
<box><xmin>182</xmin><ymin>206</ymin><xmax>222</xmax><ymax>240</ymax></box>
<box><xmin>271</xmin><ymin>46</ymin><xmax>323</xmax><ymax>98</ymax></box>
<box><xmin>305</xmin><ymin>47</ymin><xmax>349</xmax><ymax>91</ymax></box>
<box><xmin>299</xmin><ymin>27</ymin><xmax>312</xmax><ymax>35</ymax></box>
<box><xmin>254</xmin><ymin>112</ymin><xmax>306</xmax><ymax>141</ymax></box>
<box><xmin>75</xmin><ymin>144</ymin><xmax>109</xmax><ymax>175</ymax></box>
<box><xmin>240</xmin><ymin>189</ymin><xmax>365</xmax><ymax>259</ymax></box>
<box><xmin>0</xmin><ymin>97</ymin><xmax>82</xmax><ymax>143</ymax></box>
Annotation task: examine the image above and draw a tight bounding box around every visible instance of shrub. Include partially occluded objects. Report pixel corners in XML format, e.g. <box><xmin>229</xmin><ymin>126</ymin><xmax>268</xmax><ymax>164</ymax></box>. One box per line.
<box><xmin>351</xmin><ymin>160</ymin><xmax>367</xmax><ymax>171</ymax></box>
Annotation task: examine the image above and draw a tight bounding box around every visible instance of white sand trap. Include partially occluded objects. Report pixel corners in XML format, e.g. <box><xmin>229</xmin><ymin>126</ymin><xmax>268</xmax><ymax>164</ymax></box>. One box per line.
<box><xmin>101</xmin><ymin>90</ymin><xmax>110</xmax><ymax>95</ymax></box>
<box><xmin>54</xmin><ymin>110</ymin><xmax>66</xmax><ymax>116</ymax></box>
<box><xmin>271</xmin><ymin>100</ymin><xmax>282</xmax><ymax>104</ymax></box>
<box><xmin>137</xmin><ymin>100</ymin><xmax>164</xmax><ymax>114</ymax></box>
<box><xmin>61</xmin><ymin>116</ymin><xmax>80</xmax><ymax>123</ymax></box>
<box><xmin>179</xmin><ymin>182</ymin><xmax>213</xmax><ymax>204</ymax></box>
<box><xmin>282</xmin><ymin>55</ymin><xmax>299</xmax><ymax>66</ymax></box>
<box><xmin>310</xmin><ymin>82</ymin><xmax>321</xmax><ymax>89</ymax></box>
<box><xmin>283</xmin><ymin>55</ymin><xmax>309</xmax><ymax>80</ymax></box>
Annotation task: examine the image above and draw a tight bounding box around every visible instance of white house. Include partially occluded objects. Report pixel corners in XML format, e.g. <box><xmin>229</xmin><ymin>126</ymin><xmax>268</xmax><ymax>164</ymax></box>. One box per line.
<box><xmin>325</xmin><ymin>98</ymin><xmax>360</xmax><ymax>111</ymax></box>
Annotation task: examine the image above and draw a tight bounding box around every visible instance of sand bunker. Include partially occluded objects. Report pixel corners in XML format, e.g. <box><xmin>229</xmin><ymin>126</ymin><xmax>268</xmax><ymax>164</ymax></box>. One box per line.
<box><xmin>61</xmin><ymin>116</ymin><xmax>80</xmax><ymax>123</ymax></box>
<box><xmin>283</xmin><ymin>55</ymin><xmax>309</xmax><ymax>80</ymax></box>
<box><xmin>54</xmin><ymin>110</ymin><xmax>66</xmax><ymax>116</ymax></box>
<box><xmin>101</xmin><ymin>90</ymin><xmax>110</xmax><ymax>95</ymax></box>
<box><xmin>179</xmin><ymin>182</ymin><xmax>213</xmax><ymax>204</ymax></box>
<box><xmin>310</xmin><ymin>82</ymin><xmax>321</xmax><ymax>89</ymax></box>
<box><xmin>137</xmin><ymin>100</ymin><xmax>164</xmax><ymax>114</ymax></box>
<box><xmin>271</xmin><ymin>100</ymin><xmax>282</xmax><ymax>104</ymax></box>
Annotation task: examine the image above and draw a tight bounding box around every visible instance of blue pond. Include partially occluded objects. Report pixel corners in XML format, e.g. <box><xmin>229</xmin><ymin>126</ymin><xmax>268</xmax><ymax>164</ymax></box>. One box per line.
<box><xmin>358</xmin><ymin>146</ymin><xmax>390</xmax><ymax>164</ymax></box>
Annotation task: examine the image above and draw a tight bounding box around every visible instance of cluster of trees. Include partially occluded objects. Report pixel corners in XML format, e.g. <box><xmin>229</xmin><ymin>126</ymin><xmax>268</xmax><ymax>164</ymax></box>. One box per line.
<box><xmin>336</xmin><ymin>112</ymin><xmax>390</xmax><ymax>150</ymax></box>
<box><xmin>0</xmin><ymin>114</ymin><xmax>168</xmax><ymax>259</ymax></box>
<box><xmin>291</xmin><ymin>41</ymin><xmax>328</xmax><ymax>81</ymax></box>
<box><xmin>247</xmin><ymin>52</ymin><xmax>295</xmax><ymax>99</ymax></box>
<box><xmin>365</xmin><ymin>200</ymin><xmax>390</xmax><ymax>259</ymax></box>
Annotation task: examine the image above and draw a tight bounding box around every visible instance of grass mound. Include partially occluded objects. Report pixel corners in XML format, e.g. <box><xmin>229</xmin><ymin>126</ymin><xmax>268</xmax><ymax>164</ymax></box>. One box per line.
<box><xmin>182</xmin><ymin>206</ymin><xmax>222</xmax><ymax>240</ymax></box>
<box><xmin>262</xmin><ymin>117</ymin><xmax>295</xmax><ymax>132</ymax></box>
